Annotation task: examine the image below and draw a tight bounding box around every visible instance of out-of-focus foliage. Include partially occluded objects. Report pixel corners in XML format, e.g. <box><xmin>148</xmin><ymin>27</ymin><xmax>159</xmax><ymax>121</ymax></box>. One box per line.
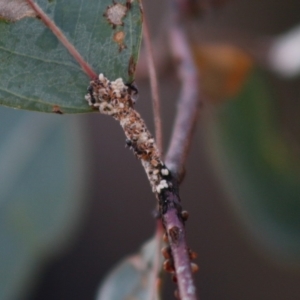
<box><xmin>192</xmin><ymin>43</ymin><xmax>253</xmax><ymax>101</ymax></box>
<box><xmin>207</xmin><ymin>69</ymin><xmax>300</xmax><ymax>264</ymax></box>
<box><xmin>0</xmin><ymin>107</ymin><xmax>88</xmax><ymax>300</ymax></box>
<box><xmin>97</xmin><ymin>237</ymin><xmax>162</xmax><ymax>300</ymax></box>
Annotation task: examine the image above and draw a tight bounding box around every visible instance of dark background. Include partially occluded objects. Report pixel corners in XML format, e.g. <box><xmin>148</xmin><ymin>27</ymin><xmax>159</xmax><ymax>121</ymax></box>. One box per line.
<box><xmin>28</xmin><ymin>0</ymin><xmax>300</xmax><ymax>299</ymax></box>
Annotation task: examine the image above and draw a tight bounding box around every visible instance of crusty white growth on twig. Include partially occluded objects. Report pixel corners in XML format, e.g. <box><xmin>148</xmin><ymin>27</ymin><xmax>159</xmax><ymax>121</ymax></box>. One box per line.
<box><xmin>85</xmin><ymin>74</ymin><xmax>171</xmax><ymax>194</ymax></box>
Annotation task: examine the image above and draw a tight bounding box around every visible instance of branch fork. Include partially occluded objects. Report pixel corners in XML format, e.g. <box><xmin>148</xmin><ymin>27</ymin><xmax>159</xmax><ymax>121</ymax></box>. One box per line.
<box><xmin>26</xmin><ymin>0</ymin><xmax>200</xmax><ymax>298</ymax></box>
<box><xmin>85</xmin><ymin>73</ymin><xmax>198</xmax><ymax>300</ymax></box>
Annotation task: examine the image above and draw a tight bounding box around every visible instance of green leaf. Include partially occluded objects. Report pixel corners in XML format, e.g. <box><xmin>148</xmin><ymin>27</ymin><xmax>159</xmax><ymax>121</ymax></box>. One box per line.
<box><xmin>97</xmin><ymin>236</ymin><xmax>162</xmax><ymax>300</ymax></box>
<box><xmin>0</xmin><ymin>107</ymin><xmax>88</xmax><ymax>299</ymax></box>
<box><xmin>0</xmin><ymin>0</ymin><xmax>142</xmax><ymax>113</ymax></box>
<box><xmin>208</xmin><ymin>69</ymin><xmax>300</xmax><ymax>264</ymax></box>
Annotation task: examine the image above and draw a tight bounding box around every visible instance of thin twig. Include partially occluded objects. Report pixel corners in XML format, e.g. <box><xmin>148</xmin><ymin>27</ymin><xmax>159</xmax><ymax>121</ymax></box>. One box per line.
<box><xmin>142</xmin><ymin>15</ymin><xmax>163</xmax><ymax>154</ymax></box>
<box><xmin>142</xmin><ymin>17</ymin><xmax>165</xmax><ymax>298</ymax></box>
<box><xmin>26</xmin><ymin>0</ymin><xmax>97</xmax><ymax>79</ymax></box>
<box><xmin>136</xmin><ymin>25</ymin><xmax>170</xmax><ymax>80</ymax></box>
<box><xmin>165</xmin><ymin>24</ymin><xmax>201</xmax><ymax>178</ymax></box>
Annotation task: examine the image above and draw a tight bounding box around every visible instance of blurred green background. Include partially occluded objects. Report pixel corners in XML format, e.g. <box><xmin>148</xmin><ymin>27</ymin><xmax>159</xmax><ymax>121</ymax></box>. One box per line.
<box><xmin>1</xmin><ymin>0</ymin><xmax>300</xmax><ymax>300</ymax></box>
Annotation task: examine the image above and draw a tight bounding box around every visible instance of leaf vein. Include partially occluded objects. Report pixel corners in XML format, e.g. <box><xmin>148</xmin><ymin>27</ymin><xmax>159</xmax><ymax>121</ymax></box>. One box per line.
<box><xmin>0</xmin><ymin>47</ymin><xmax>82</xmax><ymax>71</ymax></box>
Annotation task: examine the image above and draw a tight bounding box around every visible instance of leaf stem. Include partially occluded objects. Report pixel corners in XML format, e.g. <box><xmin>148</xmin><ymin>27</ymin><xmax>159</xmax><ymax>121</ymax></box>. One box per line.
<box><xmin>26</xmin><ymin>0</ymin><xmax>97</xmax><ymax>79</ymax></box>
<box><xmin>142</xmin><ymin>14</ymin><xmax>163</xmax><ymax>155</ymax></box>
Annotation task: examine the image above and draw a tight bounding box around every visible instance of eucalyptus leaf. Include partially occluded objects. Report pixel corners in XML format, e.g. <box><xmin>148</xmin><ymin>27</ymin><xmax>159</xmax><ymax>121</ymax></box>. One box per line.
<box><xmin>97</xmin><ymin>236</ymin><xmax>162</xmax><ymax>300</ymax></box>
<box><xmin>0</xmin><ymin>107</ymin><xmax>88</xmax><ymax>300</ymax></box>
<box><xmin>208</xmin><ymin>69</ymin><xmax>300</xmax><ymax>265</ymax></box>
<box><xmin>0</xmin><ymin>0</ymin><xmax>142</xmax><ymax>113</ymax></box>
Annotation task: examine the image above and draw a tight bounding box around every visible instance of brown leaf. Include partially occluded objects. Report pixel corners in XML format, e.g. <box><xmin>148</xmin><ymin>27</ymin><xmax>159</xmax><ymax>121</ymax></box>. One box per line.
<box><xmin>0</xmin><ymin>0</ymin><xmax>36</xmax><ymax>22</ymax></box>
<box><xmin>191</xmin><ymin>43</ymin><xmax>253</xmax><ymax>102</ymax></box>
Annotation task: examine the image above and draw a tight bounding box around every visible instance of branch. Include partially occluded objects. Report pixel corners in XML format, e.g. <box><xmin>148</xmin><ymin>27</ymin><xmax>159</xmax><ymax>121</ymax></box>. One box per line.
<box><xmin>160</xmin><ymin>188</ymin><xmax>198</xmax><ymax>300</ymax></box>
<box><xmin>159</xmin><ymin>24</ymin><xmax>201</xmax><ymax>299</ymax></box>
<box><xmin>156</xmin><ymin>1</ymin><xmax>204</xmax><ymax>299</ymax></box>
<box><xmin>85</xmin><ymin>71</ymin><xmax>199</xmax><ymax>299</ymax></box>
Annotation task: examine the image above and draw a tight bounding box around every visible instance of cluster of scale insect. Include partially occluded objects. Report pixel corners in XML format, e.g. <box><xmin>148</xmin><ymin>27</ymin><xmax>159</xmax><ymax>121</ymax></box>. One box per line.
<box><xmin>85</xmin><ymin>74</ymin><xmax>171</xmax><ymax>194</ymax></box>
